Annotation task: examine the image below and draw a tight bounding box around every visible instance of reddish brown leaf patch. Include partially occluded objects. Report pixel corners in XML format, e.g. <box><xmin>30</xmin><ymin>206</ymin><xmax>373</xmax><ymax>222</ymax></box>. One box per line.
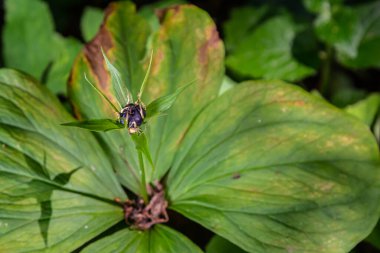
<box><xmin>82</xmin><ymin>4</ymin><xmax>115</xmax><ymax>89</ymax></box>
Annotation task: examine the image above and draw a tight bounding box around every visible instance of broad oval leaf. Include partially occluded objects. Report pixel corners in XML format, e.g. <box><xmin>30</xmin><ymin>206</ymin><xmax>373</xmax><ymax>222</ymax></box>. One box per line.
<box><xmin>0</xmin><ymin>69</ymin><xmax>125</xmax><ymax>251</ymax></box>
<box><xmin>168</xmin><ymin>81</ymin><xmax>380</xmax><ymax>253</ymax></box>
<box><xmin>82</xmin><ymin>225</ymin><xmax>202</xmax><ymax>253</ymax></box>
<box><xmin>46</xmin><ymin>36</ymin><xmax>83</xmax><ymax>95</ymax></box>
<box><xmin>69</xmin><ymin>2</ymin><xmax>224</xmax><ymax>193</ymax></box>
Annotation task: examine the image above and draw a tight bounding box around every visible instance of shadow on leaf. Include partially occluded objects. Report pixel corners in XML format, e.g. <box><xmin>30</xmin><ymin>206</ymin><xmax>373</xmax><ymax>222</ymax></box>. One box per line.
<box><xmin>24</xmin><ymin>153</ymin><xmax>82</xmax><ymax>246</ymax></box>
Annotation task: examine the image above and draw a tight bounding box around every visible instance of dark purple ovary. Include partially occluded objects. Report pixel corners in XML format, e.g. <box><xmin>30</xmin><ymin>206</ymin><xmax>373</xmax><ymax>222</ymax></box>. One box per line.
<box><xmin>119</xmin><ymin>104</ymin><xmax>146</xmax><ymax>128</ymax></box>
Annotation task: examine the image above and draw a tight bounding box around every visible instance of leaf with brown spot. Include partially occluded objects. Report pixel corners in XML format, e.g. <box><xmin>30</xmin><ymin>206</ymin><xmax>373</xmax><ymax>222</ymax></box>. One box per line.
<box><xmin>67</xmin><ymin>2</ymin><xmax>380</xmax><ymax>253</ymax></box>
<box><xmin>69</xmin><ymin>2</ymin><xmax>224</xmax><ymax>193</ymax></box>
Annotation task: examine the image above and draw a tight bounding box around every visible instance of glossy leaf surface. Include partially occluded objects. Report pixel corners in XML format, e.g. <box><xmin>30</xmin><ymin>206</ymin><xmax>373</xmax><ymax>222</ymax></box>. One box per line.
<box><xmin>46</xmin><ymin>37</ymin><xmax>83</xmax><ymax>95</ymax></box>
<box><xmin>81</xmin><ymin>7</ymin><xmax>104</xmax><ymax>42</ymax></box>
<box><xmin>168</xmin><ymin>81</ymin><xmax>380</xmax><ymax>253</ymax></box>
<box><xmin>0</xmin><ymin>69</ymin><xmax>125</xmax><ymax>251</ymax></box>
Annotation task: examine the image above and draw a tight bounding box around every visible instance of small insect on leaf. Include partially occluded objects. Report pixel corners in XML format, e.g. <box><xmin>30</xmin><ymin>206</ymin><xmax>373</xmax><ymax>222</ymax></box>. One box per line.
<box><xmin>145</xmin><ymin>80</ymin><xmax>197</xmax><ymax>121</ymax></box>
<box><xmin>62</xmin><ymin>119</ymin><xmax>125</xmax><ymax>132</ymax></box>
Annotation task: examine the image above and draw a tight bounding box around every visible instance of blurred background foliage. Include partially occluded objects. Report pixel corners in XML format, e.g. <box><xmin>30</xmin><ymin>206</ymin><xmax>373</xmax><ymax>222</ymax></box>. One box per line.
<box><xmin>0</xmin><ymin>0</ymin><xmax>379</xmax><ymax>252</ymax></box>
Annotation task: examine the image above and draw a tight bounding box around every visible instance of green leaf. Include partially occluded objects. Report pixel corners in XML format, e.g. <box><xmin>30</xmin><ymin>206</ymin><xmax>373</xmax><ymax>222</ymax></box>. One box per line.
<box><xmin>68</xmin><ymin>2</ymin><xmax>380</xmax><ymax>252</ymax></box>
<box><xmin>69</xmin><ymin>2</ymin><xmax>152</xmax><ymax>194</ymax></box>
<box><xmin>69</xmin><ymin>3</ymin><xmax>224</xmax><ymax>193</ymax></box>
<box><xmin>303</xmin><ymin>0</ymin><xmax>343</xmax><ymax>13</ymax></box>
<box><xmin>3</xmin><ymin>0</ymin><xmax>59</xmax><ymax>80</ymax></box>
<box><xmin>206</xmin><ymin>235</ymin><xmax>247</xmax><ymax>253</ymax></box>
<box><xmin>223</xmin><ymin>6</ymin><xmax>268</xmax><ymax>53</ymax></box>
<box><xmin>62</xmin><ymin>119</ymin><xmax>125</xmax><ymax>132</ymax></box>
<box><xmin>81</xmin><ymin>225</ymin><xmax>202</xmax><ymax>253</ymax></box>
<box><xmin>0</xmin><ymin>69</ymin><xmax>125</xmax><ymax>251</ymax></box>
<box><xmin>336</xmin><ymin>2</ymin><xmax>380</xmax><ymax>68</ymax></box>
<box><xmin>314</xmin><ymin>5</ymin><xmax>359</xmax><ymax>55</ymax></box>
<box><xmin>145</xmin><ymin>82</ymin><xmax>193</xmax><ymax>120</ymax></box>
<box><xmin>46</xmin><ymin>36</ymin><xmax>83</xmax><ymax>95</ymax></box>
<box><xmin>225</xmin><ymin>15</ymin><xmax>316</xmax><ymax>82</ymax></box>
<box><xmin>345</xmin><ymin>93</ymin><xmax>380</xmax><ymax>126</ymax></box>
<box><xmin>167</xmin><ymin>81</ymin><xmax>380</xmax><ymax>253</ymax></box>
<box><xmin>81</xmin><ymin>7</ymin><xmax>104</xmax><ymax>42</ymax></box>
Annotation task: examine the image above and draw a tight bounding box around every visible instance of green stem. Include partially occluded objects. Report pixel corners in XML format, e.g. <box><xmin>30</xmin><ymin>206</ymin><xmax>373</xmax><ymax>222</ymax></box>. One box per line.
<box><xmin>319</xmin><ymin>45</ymin><xmax>333</xmax><ymax>96</ymax></box>
<box><xmin>138</xmin><ymin>150</ymin><xmax>149</xmax><ymax>203</ymax></box>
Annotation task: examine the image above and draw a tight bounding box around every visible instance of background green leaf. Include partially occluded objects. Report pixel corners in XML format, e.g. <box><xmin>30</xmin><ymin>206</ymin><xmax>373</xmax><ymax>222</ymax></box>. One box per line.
<box><xmin>0</xmin><ymin>69</ymin><xmax>125</xmax><ymax>251</ymax></box>
<box><xmin>3</xmin><ymin>0</ymin><xmax>59</xmax><ymax>80</ymax></box>
<box><xmin>46</xmin><ymin>36</ymin><xmax>82</xmax><ymax>95</ymax></box>
<box><xmin>225</xmin><ymin>15</ymin><xmax>316</xmax><ymax>81</ymax></box>
<box><xmin>81</xmin><ymin>7</ymin><xmax>104</xmax><ymax>42</ymax></box>
<box><xmin>81</xmin><ymin>225</ymin><xmax>202</xmax><ymax>253</ymax></box>
<box><xmin>223</xmin><ymin>6</ymin><xmax>268</xmax><ymax>53</ymax></box>
<box><xmin>167</xmin><ymin>81</ymin><xmax>380</xmax><ymax>253</ymax></box>
<box><xmin>314</xmin><ymin>5</ymin><xmax>358</xmax><ymax>55</ymax></box>
<box><xmin>336</xmin><ymin>1</ymin><xmax>380</xmax><ymax>68</ymax></box>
